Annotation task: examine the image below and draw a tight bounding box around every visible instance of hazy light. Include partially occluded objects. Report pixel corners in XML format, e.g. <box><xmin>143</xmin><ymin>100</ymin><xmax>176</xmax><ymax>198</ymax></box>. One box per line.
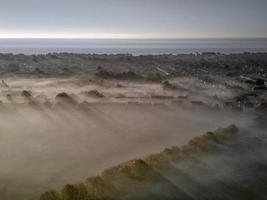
<box><xmin>0</xmin><ymin>0</ymin><xmax>267</xmax><ymax>39</ymax></box>
<box><xmin>0</xmin><ymin>31</ymin><xmax>190</xmax><ymax>39</ymax></box>
<box><xmin>0</xmin><ymin>31</ymin><xmax>251</xmax><ymax>39</ymax></box>
<box><xmin>0</xmin><ymin>32</ymin><xmax>148</xmax><ymax>39</ymax></box>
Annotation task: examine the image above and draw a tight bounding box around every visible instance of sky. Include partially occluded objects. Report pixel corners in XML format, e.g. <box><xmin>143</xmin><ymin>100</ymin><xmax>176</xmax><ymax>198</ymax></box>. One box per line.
<box><xmin>0</xmin><ymin>0</ymin><xmax>266</xmax><ymax>39</ymax></box>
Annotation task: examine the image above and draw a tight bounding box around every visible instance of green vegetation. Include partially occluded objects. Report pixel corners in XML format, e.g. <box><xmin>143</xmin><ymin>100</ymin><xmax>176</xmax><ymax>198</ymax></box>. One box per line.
<box><xmin>161</xmin><ymin>80</ymin><xmax>177</xmax><ymax>90</ymax></box>
<box><xmin>144</xmin><ymin>72</ymin><xmax>162</xmax><ymax>82</ymax></box>
<box><xmin>39</xmin><ymin>125</ymin><xmax>240</xmax><ymax>200</ymax></box>
<box><xmin>81</xmin><ymin>90</ymin><xmax>105</xmax><ymax>98</ymax></box>
<box><xmin>95</xmin><ymin>67</ymin><xmax>141</xmax><ymax>80</ymax></box>
<box><xmin>234</xmin><ymin>94</ymin><xmax>247</xmax><ymax>103</ymax></box>
<box><xmin>55</xmin><ymin>92</ymin><xmax>77</xmax><ymax>104</ymax></box>
<box><xmin>255</xmin><ymin>102</ymin><xmax>267</xmax><ymax>112</ymax></box>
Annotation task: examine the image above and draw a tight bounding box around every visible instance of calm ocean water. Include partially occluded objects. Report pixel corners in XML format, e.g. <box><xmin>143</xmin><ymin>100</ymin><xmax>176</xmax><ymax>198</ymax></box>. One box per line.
<box><xmin>0</xmin><ymin>38</ymin><xmax>266</xmax><ymax>55</ymax></box>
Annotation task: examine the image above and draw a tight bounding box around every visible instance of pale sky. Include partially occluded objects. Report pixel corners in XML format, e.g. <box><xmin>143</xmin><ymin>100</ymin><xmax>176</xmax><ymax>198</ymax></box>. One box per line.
<box><xmin>0</xmin><ymin>0</ymin><xmax>266</xmax><ymax>38</ymax></box>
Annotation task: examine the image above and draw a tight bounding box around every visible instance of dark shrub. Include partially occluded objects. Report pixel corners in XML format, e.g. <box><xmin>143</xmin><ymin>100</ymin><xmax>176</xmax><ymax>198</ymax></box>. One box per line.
<box><xmin>40</xmin><ymin>190</ymin><xmax>61</xmax><ymax>200</ymax></box>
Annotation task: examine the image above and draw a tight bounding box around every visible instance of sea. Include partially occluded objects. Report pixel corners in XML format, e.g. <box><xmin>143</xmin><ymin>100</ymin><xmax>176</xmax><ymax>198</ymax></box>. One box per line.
<box><xmin>0</xmin><ymin>38</ymin><xmax>266</xmax><ymax>55</ymax></box>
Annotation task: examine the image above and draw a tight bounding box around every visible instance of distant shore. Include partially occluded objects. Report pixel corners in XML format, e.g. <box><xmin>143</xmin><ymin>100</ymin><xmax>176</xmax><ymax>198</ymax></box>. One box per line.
<box><xmin>0</xmin><ymin>52</ymin><xmax>266</xmax><ymax>80</ymax></box>
<box><xmin>0</xmin><ymin>38</ymin><xmax>267</xmax><ymax>55</ymax></box>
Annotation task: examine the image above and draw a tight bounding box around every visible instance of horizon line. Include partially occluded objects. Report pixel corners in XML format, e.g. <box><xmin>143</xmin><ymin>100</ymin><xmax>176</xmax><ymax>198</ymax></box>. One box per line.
<box><xmin>0</xmin><ymin>37</ymin><xmax>266</xmax><ymax>40</ymax></box>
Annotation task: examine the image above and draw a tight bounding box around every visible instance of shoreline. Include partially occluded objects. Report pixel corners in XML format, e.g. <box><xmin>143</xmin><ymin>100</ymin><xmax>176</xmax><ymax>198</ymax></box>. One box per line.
<box><xmin>1</xmin><ymin>51</ymin><xmax>267</xmax><ymax>56</ymax></box>
<box><xmin>0</xmin><ymin>38</ymin><xmax>266</xmax><ymax>55</ymax></box>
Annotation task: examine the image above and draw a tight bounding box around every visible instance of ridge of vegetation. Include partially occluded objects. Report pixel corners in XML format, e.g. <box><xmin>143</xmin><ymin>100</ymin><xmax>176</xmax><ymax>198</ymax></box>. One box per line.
<box><xmin>40</xmin><ymin>125</ymin><xmax>239</xmax><ymax>200</ymax></box>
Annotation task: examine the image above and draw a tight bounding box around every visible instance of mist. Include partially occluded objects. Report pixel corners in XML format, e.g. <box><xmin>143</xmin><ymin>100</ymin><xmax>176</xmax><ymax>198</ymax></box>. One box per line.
<box><xmin>0</xmin><ymin>77</ymin><xmax>255</xmax><ymax>199</ymax></box>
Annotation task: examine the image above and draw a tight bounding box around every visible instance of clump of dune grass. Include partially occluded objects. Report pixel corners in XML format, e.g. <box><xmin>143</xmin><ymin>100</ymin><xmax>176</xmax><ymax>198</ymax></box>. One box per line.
<box><xmin>39</xmin><ymin>125</ymin><xmax>239</xmax><ymax>200</ymax></box>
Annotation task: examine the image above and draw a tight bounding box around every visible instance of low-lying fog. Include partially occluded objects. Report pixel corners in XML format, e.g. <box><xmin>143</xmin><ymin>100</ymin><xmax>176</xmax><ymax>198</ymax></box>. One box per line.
<box><xmin>0</xmin><ymin>78</ymin><xmax>255</xmax><ymax>199</ymax></box>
